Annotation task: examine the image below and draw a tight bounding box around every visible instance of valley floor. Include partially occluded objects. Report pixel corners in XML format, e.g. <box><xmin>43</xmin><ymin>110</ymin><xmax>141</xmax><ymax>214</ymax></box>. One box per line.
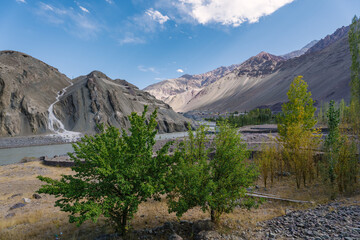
<box><xmin>0</xmin><ymin>160</ymin><xmax>359</xmax><ymax>240</ymax></box>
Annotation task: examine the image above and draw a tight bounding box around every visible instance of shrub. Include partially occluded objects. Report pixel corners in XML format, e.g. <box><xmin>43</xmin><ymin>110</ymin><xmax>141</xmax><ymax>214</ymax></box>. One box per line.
<box><xmin>167</xmin><ymin>122</ymin><xmax>258</xmax><ymax>223</ymax></box>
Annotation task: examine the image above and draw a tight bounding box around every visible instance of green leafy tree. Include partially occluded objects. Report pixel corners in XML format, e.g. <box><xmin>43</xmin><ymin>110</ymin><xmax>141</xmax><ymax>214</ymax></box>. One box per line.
<box><xmin>349</xmin><ymin>15</ymin><xmax>360</xmax><ymax>135</ymax></box>
<box><xmin>278</xmin><ymin>76</ymin><xmax>321</xmax><ymax>188</ymax></box>
<box><xmin>167</xmin><ymin>122</ymin><xmax>258</xmax><ymax>223</ymax></box>
<box><xmin>37</xmin><ymin>106</ymin><xmax>173</xmax><ymax>235</ymax></box>
<box><xmin>322</xmin><ymin>100</ymin><xmax>341</xmax><ymax>196</ymax></box>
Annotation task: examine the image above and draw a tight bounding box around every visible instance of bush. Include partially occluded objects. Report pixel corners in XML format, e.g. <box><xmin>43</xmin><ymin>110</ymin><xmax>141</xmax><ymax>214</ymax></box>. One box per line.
<box><xmin>167</xmin><ymin>122</ymin><xmax>258</xmax><ymax>223</ymax></box>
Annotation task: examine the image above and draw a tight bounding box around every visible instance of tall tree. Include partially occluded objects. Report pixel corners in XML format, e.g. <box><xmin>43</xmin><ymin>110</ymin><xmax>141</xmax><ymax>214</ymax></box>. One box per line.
<box><xmin>349</xmin><ymin>15</ymin><xmax>360</xmax><ymax>134</ymax></box>
<box><xmin>37</xmin><ymin>106</ymin><xmax>173</xmax><ymax>235</ymax></box>
<box><xmin>278</xmin><ymin>76</ymin><xmax>321</xmax><ymax>188</ymax></box>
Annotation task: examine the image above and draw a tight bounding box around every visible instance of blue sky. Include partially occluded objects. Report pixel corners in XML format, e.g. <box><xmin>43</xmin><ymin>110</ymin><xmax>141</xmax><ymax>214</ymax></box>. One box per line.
<box><xmin>1</xmin><ymin>0</ymin><xmax>359</xmax><ymax>89</ymax></box>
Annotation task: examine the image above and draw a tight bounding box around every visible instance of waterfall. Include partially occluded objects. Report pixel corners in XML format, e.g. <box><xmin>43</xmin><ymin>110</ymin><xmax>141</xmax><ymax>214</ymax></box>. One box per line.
<box><xmin>47</xmin><ymin>80</ymin><xmax>81</xmax><ymax>142</ymax></box>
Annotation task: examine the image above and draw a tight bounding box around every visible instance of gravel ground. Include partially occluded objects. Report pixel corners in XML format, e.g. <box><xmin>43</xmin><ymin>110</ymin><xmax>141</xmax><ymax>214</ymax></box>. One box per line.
<box><xmin>254</xmin><ymin>202</ymin><xmax>360</xmax><ymax>240</ymax></box>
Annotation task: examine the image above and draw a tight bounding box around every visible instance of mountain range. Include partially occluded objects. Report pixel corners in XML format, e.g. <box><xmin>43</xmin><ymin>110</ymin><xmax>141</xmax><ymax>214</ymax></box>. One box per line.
<box><xmin>0</xmin><ymin>51</ymin><xmax>189</xmax><ymax>137</ymax></box>
<box><xmin>144</xmin><ymin>25</ymin><xmax>351</xmax><ymax>113</ymax></box>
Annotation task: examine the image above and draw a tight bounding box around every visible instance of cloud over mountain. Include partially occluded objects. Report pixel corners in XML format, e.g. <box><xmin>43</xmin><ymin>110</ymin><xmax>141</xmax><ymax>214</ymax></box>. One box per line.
<box><xmin>176</xmin><ymin>0</ymin><xmax>294</xmax><ymax>26</ymax></box>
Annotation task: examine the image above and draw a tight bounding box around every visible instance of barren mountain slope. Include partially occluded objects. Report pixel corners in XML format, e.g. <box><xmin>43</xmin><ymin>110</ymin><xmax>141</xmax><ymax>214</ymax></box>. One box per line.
<box><xmin>54</xmin><ymin>71</ymin><xmax>189</xmax><ymax>134</ymax></box>
<box><xmin>143</xmin><ymin>65</ymin><xmax>239</xmax><ymax>112</ymax></box>
<box><xmin>306</xmin><ymin>26</ymin><xmax>349</xmax><ymax>54</ymax></box>
<box><xmin>182</xmin><ymin>34</ymin><xmax>350</xmax><ymax>112</ymax></box>
<box><xmin>281</xmin><ymin>40</ymin><xmax>318</xmax><ymax>60</ymax></box>
<box><xmin>0</xmin><ymin>51</ymin><xmax>70</xmax><ymax>136</ymax></box>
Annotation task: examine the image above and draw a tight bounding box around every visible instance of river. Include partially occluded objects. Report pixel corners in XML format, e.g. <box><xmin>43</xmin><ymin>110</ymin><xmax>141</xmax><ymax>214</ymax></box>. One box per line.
<box><xmin>0</xmin><ymin>131</ymin><xmax>190</xmax><ymax>166</ymax></box>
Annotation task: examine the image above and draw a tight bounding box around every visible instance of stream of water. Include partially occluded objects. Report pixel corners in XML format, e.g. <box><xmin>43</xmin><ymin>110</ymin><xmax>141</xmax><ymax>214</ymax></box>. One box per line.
<box><xmin>47</xmin><ymin>80</ymin><xmax>81</xmax><ymax>142</ymax></box>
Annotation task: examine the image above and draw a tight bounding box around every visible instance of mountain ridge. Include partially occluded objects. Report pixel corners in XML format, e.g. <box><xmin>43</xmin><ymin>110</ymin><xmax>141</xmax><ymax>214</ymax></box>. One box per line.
<box><xmin>0</xmin><ymin>52</ymin><xmax>190</xmax><ymax>137</ymax></box>
<box><xmin>145</xmin><ymin>24</ymin><xmax>351</xmax><ymax>113</ymax></box>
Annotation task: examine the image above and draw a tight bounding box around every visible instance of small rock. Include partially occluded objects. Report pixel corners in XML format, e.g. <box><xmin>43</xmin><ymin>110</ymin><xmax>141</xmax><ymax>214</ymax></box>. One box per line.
<box><xmin>9</xmin><ymin>203</ymin><xmax>26</xmax><ymax>210</ymax></box>
<box><xmin>23</xmin><ymin>198</ymin><xmax>31</xmax><ymax>203</ymax></box>
<box><xmin>268</xmin><ymin>232</ymin><xmax>276</xmax><ymax>238</ymax></box>
<box><xmin>285</xmin><ymin>209</ymin><xmax>292</xmax><ymax>215</ymax></box>
<box><xmin>9</xmin><ymin>193</ymin><xmax>22</xmax><ymax>199</ymax></box>
<box><xmin>192</xmin><ymin>220</ymin><xmax>215</xmax><ymax>235</ymax></box>
<box><xmin>168</xmin><ymin>233</ymin><xmax>183</xmax><ymax>240</ymax></box>
<box><xmin>164</xmin><ymin>221</ymin><xmax>175</xmax><ymax>232</ymax></box>
<box><xmin>5</xmin><ymin>212</ymin><xmax>15</xmax><ymax>218</ymax></box>
<box><xmin>196</xmin><ymin>230</ymin><xmax>222</xmax><ymax>240</ymax></box>
<box><xmin>33</xmin><ymin>193</ymin><xmax>42</xmax><ymax>199</ymax></box>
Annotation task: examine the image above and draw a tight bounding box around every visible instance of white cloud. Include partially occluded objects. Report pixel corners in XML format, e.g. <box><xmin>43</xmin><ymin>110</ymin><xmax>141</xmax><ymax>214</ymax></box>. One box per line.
<box><xmin>177</xmin><ymin>69</ymin><xmax>184</xmax><ymax>73</ymax></box>
<box><xmin>145</xmin><ymin>8</ymin><xmax>170</xmax><ymax>24</ymax></box>
<box><xmin>119</xmin><ymin>34</ymin><xmax>146</xmax><ymax>45</ymax></box>
<box><xmin>138</xmin><ymin>65</ymin><xmax>159</xmax><ymax>74</ymax></box>
<box><xmin>16</xmin><ymin>0</ymin><xmax>26</xmax><ymax>3</ymax></box>
<box><xmin>105</xmin><ymin>0</ymin><xmax>114</xmax><ymax>4</ymax></box>
<box><xmin>37</xmin><ymin>3</ymin><xmax>101</xmax><ymax>39</ymax></box>
<box><xmin>40</xmin><ymin>3</ymin><xmax>54</xmax><ymax>12</ymax></box>
<box><xmin>177</xmin><ymin>0</ymin><xmax>294</xmax><ymax>27</ymax></box>
<box><xmin>79</xmin><ymin>6</ymin><xmax>90</xmax><ymax>13</ymax></box>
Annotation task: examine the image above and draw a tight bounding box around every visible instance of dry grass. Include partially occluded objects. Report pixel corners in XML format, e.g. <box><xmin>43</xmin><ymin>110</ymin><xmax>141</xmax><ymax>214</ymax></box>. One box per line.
<box><xmin>0</xmin><ymin>161</ymin><xmax>359</xmax><ymax>240</ymax></box>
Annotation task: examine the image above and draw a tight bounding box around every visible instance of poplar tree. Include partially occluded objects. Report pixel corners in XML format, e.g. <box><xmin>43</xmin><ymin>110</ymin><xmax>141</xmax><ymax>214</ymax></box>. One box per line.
<box><xmin>278</xmin><ymin>76</ymin><xmax>321</xmax><ymax>188</ymax></box>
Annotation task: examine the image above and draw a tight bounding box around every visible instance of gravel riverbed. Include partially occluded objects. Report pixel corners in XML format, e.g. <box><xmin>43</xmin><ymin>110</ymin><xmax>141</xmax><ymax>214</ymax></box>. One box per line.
<box><xmin>254</xmin><ymin>202</ymin><xmax>360</xmax><ymax>240</ymax></box>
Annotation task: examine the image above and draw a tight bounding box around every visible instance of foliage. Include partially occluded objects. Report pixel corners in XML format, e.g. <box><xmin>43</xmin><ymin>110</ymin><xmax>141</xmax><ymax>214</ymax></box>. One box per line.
<box><xmin>335</xmin><ymin>135</ymin><xmax>359</xmax><ymax>193</ymax></box>
<box><xmin>323</xmin><ymin>100</ymin><xmax>341</xmax><ymax>186</ymax></box>
<box><xmin>37</xmin><ymin>106</ymin><xmax>173</xmax><ymax>235</ymax></box>
<box><xmin>206</xmin><ymin>108</ymin><xmax>275</xmax><ymax>127</ymax></box>
<box><xmin>349</xmin><ymin>15</ymin><xmax>360</xmax><ymax>135</ymax></box>
<box><xmin>167</xmin><ymin>122</ymin><xmax>258</xmax><ymax>223</ymax></box>
<box><xmin>278</xmin><ymin>76</ymin><xmax>321</xmax><ymax>188</ymax></box>
<box><xmin>256</xmin><ymin>143</ymin><xmax>278</xmax><ymax>188</ymax></box>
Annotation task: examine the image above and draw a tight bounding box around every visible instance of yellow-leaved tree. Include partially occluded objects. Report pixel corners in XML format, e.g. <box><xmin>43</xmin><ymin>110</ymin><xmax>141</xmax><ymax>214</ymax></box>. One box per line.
<box><xmin>278</xmin><ymin>76</ymin><xmax>321</xmax><ymax>188</ymax></box>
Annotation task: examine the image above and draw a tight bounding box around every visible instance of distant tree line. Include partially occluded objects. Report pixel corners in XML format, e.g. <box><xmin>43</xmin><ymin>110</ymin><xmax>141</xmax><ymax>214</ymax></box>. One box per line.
<box><xmin>205</xmin><ymin>108</ymin><xmax>275</xmax><ymax>127</ymax></box>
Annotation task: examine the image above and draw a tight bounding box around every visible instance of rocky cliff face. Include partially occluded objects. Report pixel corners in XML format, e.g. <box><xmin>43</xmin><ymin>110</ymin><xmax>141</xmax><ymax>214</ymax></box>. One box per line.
<box><xmin>0</xmin><ymin>51</ymin><xmax>70</xmax><ymax>136</ymax></box>
<box><xmin>54</xmin><ymin>71</ymin><xmax>189</xmax><ymax>134</ymax></box>
<box><xmin>143</xmin><ymin>65</ymin><xmax>239</xmax><ymax>112</ymax></box>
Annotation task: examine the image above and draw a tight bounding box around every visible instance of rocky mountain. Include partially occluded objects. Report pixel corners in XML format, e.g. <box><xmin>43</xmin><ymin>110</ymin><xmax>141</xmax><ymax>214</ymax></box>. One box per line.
<box><xmin>281</xmin><ymin>40</ymin><xmax>318</xmax><ymax>60</ymax></box>
<box><xmin>146</xmin><ymin>25</ymin><xmax>351</xmax><ymax>113</ymax></box>
<box><xmin>54</xmin><ymin>71</ymin><xmax>189</xmax><ymax>134</ymax></box>
<box><xmin>0</xmin><ymin>52</ymin><xmax>189</xmax><ymax>137</ymax></box>
<box><xmin>143</xmin><ymin>65</ymin><xmax>239</xmax><ymax>112</ymax></box>
<box><xmin>0</xmin><ymin>51</ymin><xmax>71</xmax><ymax>136</ymax></box>
<box><xmin>182</xmin><ymin>28</ymin><xmax>351</xmax><ymax>112</ymax></box>
<box><xmin>306</xmin><ymin>26</ymin><xmax>349</xmax><ymax>54</ymax></box>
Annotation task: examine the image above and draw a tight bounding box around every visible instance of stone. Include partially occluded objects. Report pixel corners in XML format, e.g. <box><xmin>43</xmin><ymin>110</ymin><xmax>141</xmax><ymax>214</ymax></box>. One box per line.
<box><xmin>23</xmin><ymin>197</ymin><xmax>31</xmax><ymax>203</ymax></box>
<box><xmin>5</xmin><ymin>212</ymin><xmax>15</xmax><ymax>218</ymax></box>
<box><xmin>168</xmin><ymin>233</ymin><xmax>183</xmax><ymax>240</ymax></box>
<box><xmin>33</xmin><ymin>193</ymin><xmax>42</xmax><ymax>199</ymax></box>
<box><xmin>195</xmin><ymin>230</ymin><xmax>222</xmax><ymax>240</ymax></box>
<box><xmin>9</xmin><ymin>193</ymin><xmax>22</xmax><ymax>199</ymax></box>
<box><xmin>192</xmin><ymin>220</ymin><xmax>215</xmax><ymax>235</ymax></box>
<box><xmin>9</xmin><ymin>202</ymin><xmax>26</xmax><ymax>210</ymax></box>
